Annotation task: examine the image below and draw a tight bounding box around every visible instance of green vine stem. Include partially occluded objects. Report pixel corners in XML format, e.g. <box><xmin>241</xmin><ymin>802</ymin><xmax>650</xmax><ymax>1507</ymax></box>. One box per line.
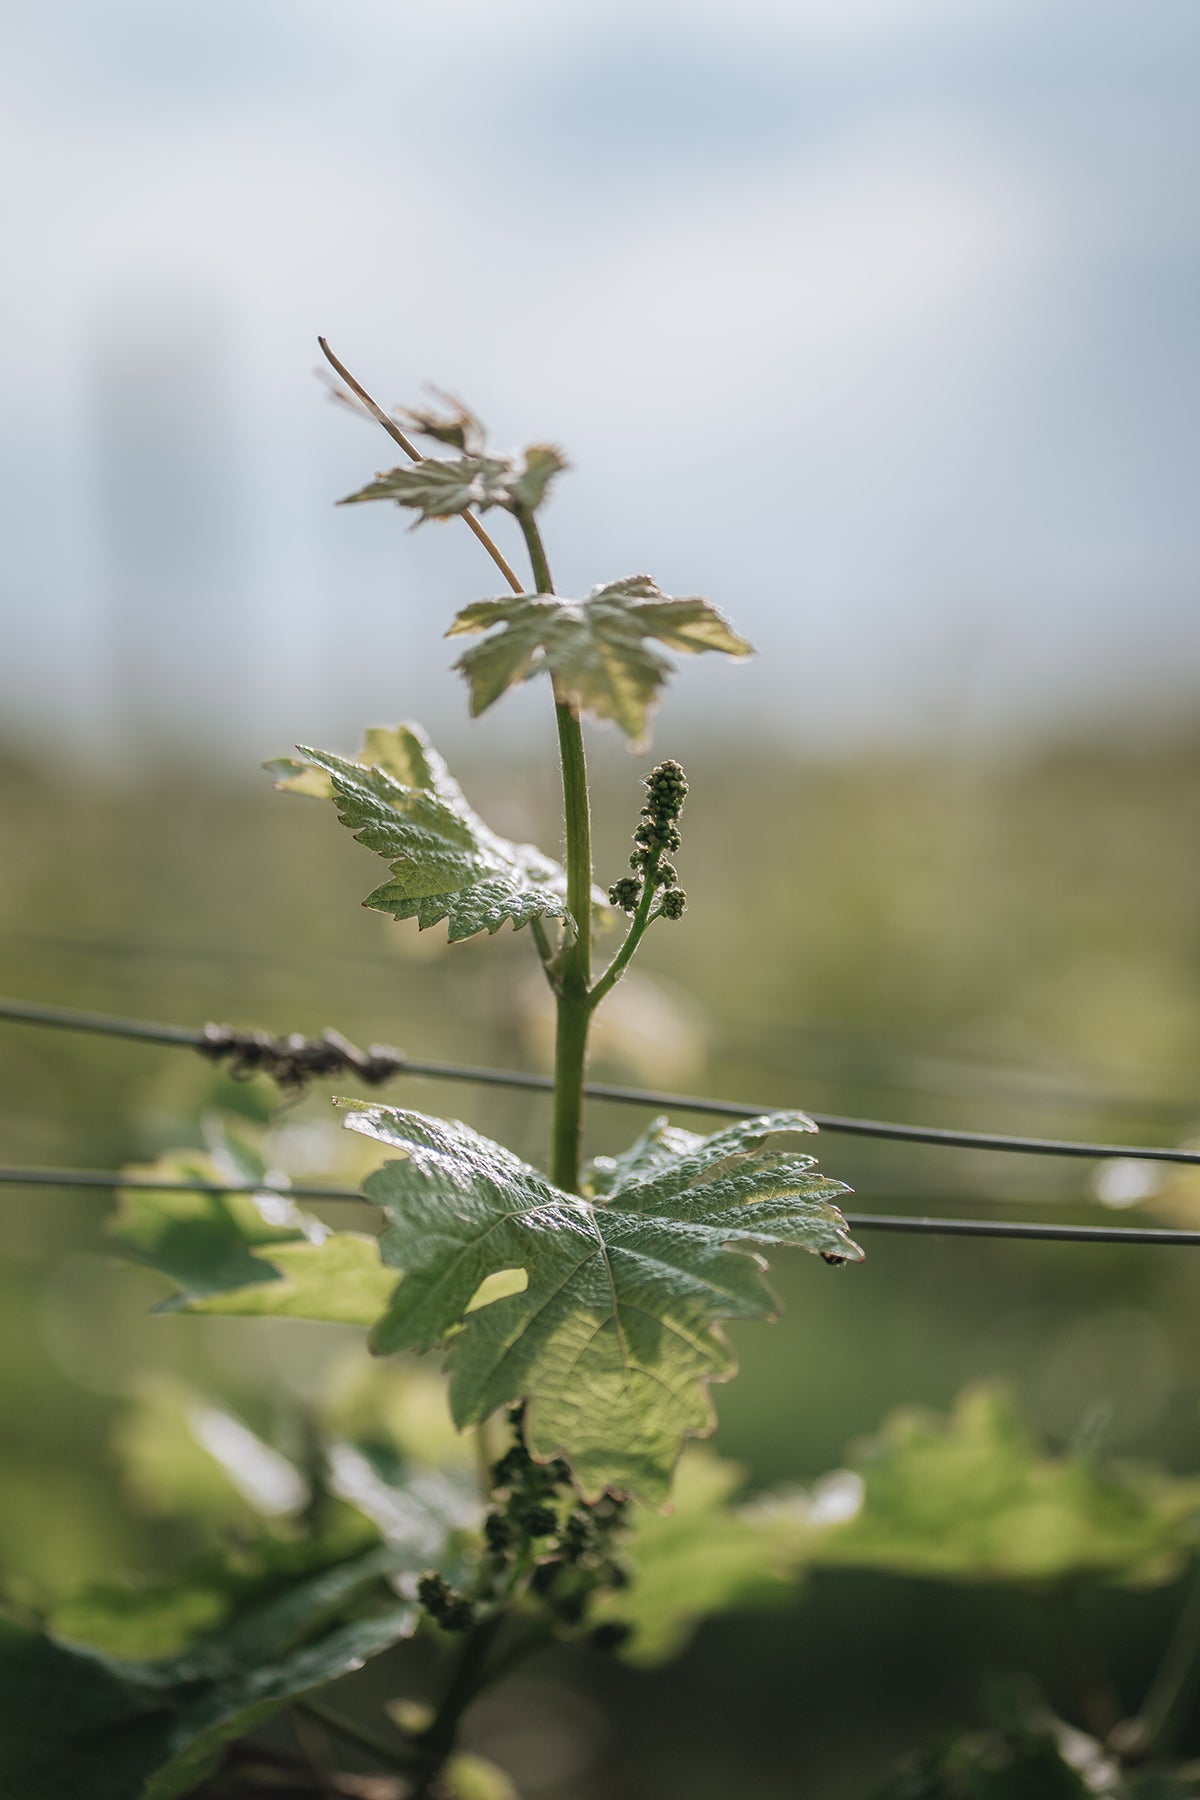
<box><xmin>550</xmin><ymin>702</ymin><xmax>593</xmax><ymax>1193</ymax></box>
<box><xmin>529</xmin><ymin>914</ymin><xmax>556</xmax><ymax>980</ymax></box>
<box><xmin>589</xmin><ymin>870</ymin><xmax>660</xmax><ymax>1012</ymax></box>
<box><xmin>515</xmin><ymin>507</ymin><xmax>594</xmax><ymax>1195</ymax></box>
<box><xmin>410</xmin><ymin>1613</ymin><xmax>506</xmax><ymax>1798</ymax></box>
<box><xmin>316</xmin><ymin>342</ymin><xmax>599</xmax><ymax>1194</ymax></box>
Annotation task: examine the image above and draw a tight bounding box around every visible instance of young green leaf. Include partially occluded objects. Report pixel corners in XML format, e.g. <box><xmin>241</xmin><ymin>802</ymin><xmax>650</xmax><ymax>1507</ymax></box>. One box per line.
<box><xmin>447</xmin><ymin>576</ymin><xmax>754</xmax><ymax>748</ymax></box>
<box><xmin>0</xmin><ymin>1548</ymin><xmax>414</xmax><ymax>1800</ymax></box>
<box><xmin>339</xmin><ymin>1104</ymin><xmax>861</xmax><ymax>1505</ymax></box>
<box><xmin>50</xmin><ymin>1528</ymin><xmax>376</xmax><ymax>1664</ymax></box>
<box><xmin>271</xmin><ymin>722</ymin><xmax>597</xmax><ymax>942</ymax></box>
<box><xmin>339</xmin><ymin>444</ymin><xmax>567</xmax><ymax>521</ymax></box>
<box><xmin>397</xmin><ymin>392</ymin><xmax>487</xmax><ymax>454</ymax></box>
<box><xmin>506</xmin><ymin>444</ymin><xmax>567</xmax><ymax>512</ymax></box>
<box><xmin>770</xmin><ymin>1385</ymin><xmax>1200</xmax><ymax>1589</ymax></box>
<box><xmin>106</xmin><ymin>1148</ymin><xmax>394</xmax><ymax>1323</ymax></box>
<box><xmin>339</xmin><ymin>454</ymin><xmax>513</xmax><ymax>519</ymax></box>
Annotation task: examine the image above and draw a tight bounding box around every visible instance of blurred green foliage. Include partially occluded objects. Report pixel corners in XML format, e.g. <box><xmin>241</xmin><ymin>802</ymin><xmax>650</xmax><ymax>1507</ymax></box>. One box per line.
<box><xmin>4</xmin><ymin>726</ymin><xmax>1200</xmax><ymax>1794</ymax></box>
<box><xmin>769</xmin><ymin>1385</ymin><xmax>1200</xmax><ymax>1589</ymax></box>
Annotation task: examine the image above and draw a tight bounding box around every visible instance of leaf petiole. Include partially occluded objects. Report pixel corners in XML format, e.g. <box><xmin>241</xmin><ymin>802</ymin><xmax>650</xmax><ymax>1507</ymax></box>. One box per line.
<box><xmin>530</xmin><ymin>915</ymin><xmax>559</xmax><ymax>988</ymax></box>
<box><xmin>411</xmin><ymin>1612</ymin><xmax>507</xmax><ymax>1797</ymax></box>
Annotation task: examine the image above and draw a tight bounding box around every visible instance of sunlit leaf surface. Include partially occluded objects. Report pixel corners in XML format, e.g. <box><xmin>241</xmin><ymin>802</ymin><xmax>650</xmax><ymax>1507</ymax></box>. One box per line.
<box><xmin>448</xmin><ymin>576</ymin><xmax>753</xmax><ymax>747</ymax></box>
<box><xmin>107</xmin><ymin>1147</ymin><xmax>392</xmax><ymax>1322</ymax></box>
<box><xmin>341</xmin><ymin>1104</ymin><xmax>860</xmax><ymax>1504</ymax></box>
<box><xmin>271</xmin><ymin>722</ymin><xmax>591</xmax><ymax>942</ymax></box>
<box><xmin>339</xmin><ymin>444</ymin><xmax>566</xmax><ymax>520</ymax></box>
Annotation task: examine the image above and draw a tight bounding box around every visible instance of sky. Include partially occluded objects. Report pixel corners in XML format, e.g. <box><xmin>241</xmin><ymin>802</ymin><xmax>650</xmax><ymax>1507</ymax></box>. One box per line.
<box><xmin>2</xmin><ymin>0</ymin><xmax>1198</xmax><ymax>764</ymax></box>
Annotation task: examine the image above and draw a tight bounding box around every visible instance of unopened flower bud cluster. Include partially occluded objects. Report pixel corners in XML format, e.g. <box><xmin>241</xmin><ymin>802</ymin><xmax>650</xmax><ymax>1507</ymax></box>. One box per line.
<box><xmin>416</xmin><ymin>1406</ymin><xmax>634</xmax><ymax>1652</ymax></box>
<box><xmin>607</xmin><ymin>759</ymin><xmax>689</xmax><ymax>921</ymax></box>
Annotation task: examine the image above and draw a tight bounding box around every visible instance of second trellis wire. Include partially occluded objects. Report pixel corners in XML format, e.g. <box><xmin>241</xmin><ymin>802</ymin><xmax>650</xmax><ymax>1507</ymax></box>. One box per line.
<box><xmin>1</xmin><ymin>998</ymin><xmax>1199</xmax><ymax>1247</ymax></box>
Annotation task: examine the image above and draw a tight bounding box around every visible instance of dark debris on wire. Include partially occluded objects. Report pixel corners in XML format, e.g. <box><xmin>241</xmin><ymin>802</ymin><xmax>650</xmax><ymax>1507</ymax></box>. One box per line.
<box><xmin>5</xmin><ymin>995</ymin><xmax>1200</xmax><ymax>1168</ymax></box>
<box><xmin>197</xmin><ymin>1023</ymin><xmax>406</xmax><ymax>1090</ymax></box>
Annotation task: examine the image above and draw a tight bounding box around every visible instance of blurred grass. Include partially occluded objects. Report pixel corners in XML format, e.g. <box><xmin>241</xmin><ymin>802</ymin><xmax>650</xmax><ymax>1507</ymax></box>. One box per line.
<box><xmin>3</xmin><ymin>724</ymin><xmax>1200</xmax><ymax>1795</ymax></box>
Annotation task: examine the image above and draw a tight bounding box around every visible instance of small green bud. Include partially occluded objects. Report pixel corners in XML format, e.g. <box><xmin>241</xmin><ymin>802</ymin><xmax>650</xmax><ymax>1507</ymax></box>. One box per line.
<box><xmin>529</xmin><ymin>1558</ymin><xmax>564</xmax><ymax>1594</ymax></box>
<box><xmin>442</xmin><ymin>1598</ymin><xmax>474</xmax><ymax>1632</ymax></box>
<box><xmin>655</xmin><ymin>861</ymin><xmax>677</xmax><ymax>888</ymax></box>
<box><xmin>561</xmin><ymin>1514</ymin><xmax>593</xmax><ymax>1562</ymax></box>
<box><xmin>554</xmin><ymin>1592</ymin><xmax>587</xmax><ymax>1626</ymax></box>
<box><xmin>636</xmin><ymin>816</ymin><xmax>679</xmax><ymax>851</ymax></box>
<box><xmin>490</xmin><ymin>1445</ymin><xmax>530</xmax><ymax>1487</ymax></box>
<box><xmin>660</xmin><ymin>887</ymin><xmax>687</xmax><ymax>920</ymax></box>
<box><xmin>419</xmin><ymin>1571</ymin><xmax>473</xmax><ymax>1629</ymax></box>
<box><xmin>608</xmin><ymin>875</ymin><xmax>642</xmax><ymax>912</ymax></box>
<box><xmin>484</xmin><ymin>1512</ymin><xmax>513</xmax><ymax>1552</ymax></box>
<box><xmin>644</xmin><ymin>760</ymin><xmax>688</xmax><ymax>823</ymax></box>
<box><xmin>524</xmin><ymin>1504</ymin><xmax>558</xmax><ymax>1537</ymax></box>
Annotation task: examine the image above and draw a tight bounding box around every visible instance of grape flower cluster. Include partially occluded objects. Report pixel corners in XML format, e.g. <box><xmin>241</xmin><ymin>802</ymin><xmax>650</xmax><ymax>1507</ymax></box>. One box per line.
<box><xmin>416</xmin><ymin>1407</ymin><xmax>634</xmax><ymax>1652</ymax></box>
<box><xmin>608</xmin><ymin>759</ymin><xmax>689</xmax><ymax>922</ymax></box>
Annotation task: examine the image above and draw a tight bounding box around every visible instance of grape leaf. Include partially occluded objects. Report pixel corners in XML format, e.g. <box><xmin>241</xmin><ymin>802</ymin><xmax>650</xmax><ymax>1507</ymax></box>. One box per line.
<box><xmin>340</xmin><ymin>1104</ymin><xmax>861</xmax><ymax>1505</ymax></box>
<box><xmin>591</xmin><ymin>1447</ymin><xmax>804</xmax><ymax>1663</ymax></box>
<box><xmin>339</xmin><ymin>444</ymin><xmax>566</xmax><ymax>520</ymax></box>
<box><xmin>339</xmin><ymin>454</ymin><xmax>512</xmax><ymax>518</ymax></box>
<box><xmin>771</xmin><ymin>1385</ymin><xmax>1200</xmax><ymax>1589</ymax></box>
<box><xmin>447</xmin><ymin>575</ymin><xmax>754</xmax><ymax>747</ymax></box>
<box><xmin>267</xmin><ymin>719</ymin><xmax>453</xmax><ymax>799</ymax></box>
<box><xmin>270</xmin><ymin>722</ymin><xmax>596</xmax><ymax>943</ymax></box>
<box><xmin>397</xmin><ymin>392</ymin><xmax>486</xmax><ymax>454</ymax></box>
<box><xmin>86</xmin><ymin>1374</ymin><xmax>481</xmax><ymax>1665</ymax></box>
<box><xmin>506</xmin><ymin>444</ymin><xmax>567</xmax><ymax>512</ymax></box>
<box><xmin>107</xmin><ymin>1147</ymin><xmax>394</xmax><ymax>1323</ymax></box>
<box><xmin>179</xmin><ymin>1233</ymin><xmax>397</xmax><ymax>1324</ymax></box>
<box><xmin>51</xmin><ymin>1526</ymin><xmax>378</xmax><ymax>1664</ymax></box>
<box><xmin>113</xmin><ymin>1379</ymin><xmax>309</xmax><ymax>1531</ymax></box>
<box><xmin>0</xmin><ymin>1547</ymin><xmax>413</xmax><ymax>1800</ymax></box>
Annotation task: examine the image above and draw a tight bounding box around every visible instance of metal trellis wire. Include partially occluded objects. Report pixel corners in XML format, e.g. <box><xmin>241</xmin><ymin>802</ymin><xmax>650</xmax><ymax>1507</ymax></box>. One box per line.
<box><xmin>2</xmin><ymin>996</ymin><xmax>1199</xmax><ymax>1165</ymax></box>
<box><xmin>0</xmin><ymin>1165</ymin><xmax>1197</xmax><ymax>1247</ymax></box>
<box><xmin>3</xmin><ymin>996</ymin><xmax>1200</xmax><ymax>1247</ymax></box>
